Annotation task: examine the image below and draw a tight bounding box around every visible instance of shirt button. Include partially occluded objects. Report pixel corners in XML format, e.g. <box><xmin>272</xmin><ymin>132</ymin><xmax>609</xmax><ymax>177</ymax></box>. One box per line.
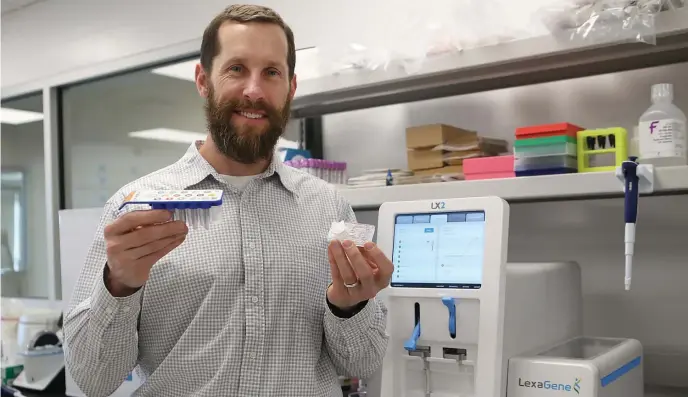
<box><xmin>249</xmin><ymin>352</ymin><xmax>256</xmax><ymax>359</ymax></box>
<box><xmin>251</xmin><ymin>296</ymin><xmax>258</xmax><ymax>303</ymax></box>
<box><xmin>105</xmin><ymin>308</ymin><xmax>114</xmax><ymax>315</ymax></box>
<box><xmin>122</xmin><ymin>306</ymin><xmax>130</xmax><ymax>313</ymax></box>
<box><xmin>248</xmin><ymin>242</ymin><xmax>255</xmax><ymax>250</ymax></box>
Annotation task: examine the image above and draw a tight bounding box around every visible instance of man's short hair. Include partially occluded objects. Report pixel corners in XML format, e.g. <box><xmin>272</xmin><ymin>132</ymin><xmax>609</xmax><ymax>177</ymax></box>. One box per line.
<box><xmin>200</xmin><ymin>4</ymin><xmax>296</xmax><ymax>79</ymax></box>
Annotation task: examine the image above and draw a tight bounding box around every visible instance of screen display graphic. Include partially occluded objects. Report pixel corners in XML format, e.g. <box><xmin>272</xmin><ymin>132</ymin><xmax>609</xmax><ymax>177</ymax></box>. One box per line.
<box><xmin>390</xmin><ymin>211</ymin><xmax>485</xmax><ymax>289</ymax></box>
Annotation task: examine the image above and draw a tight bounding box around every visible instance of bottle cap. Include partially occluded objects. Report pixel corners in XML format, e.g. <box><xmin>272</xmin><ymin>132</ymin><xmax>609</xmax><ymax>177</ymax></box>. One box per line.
<box><xmin>651</xmin><ymin>83</ymin><xmax>673</xmax><ymax>101</ymax></box>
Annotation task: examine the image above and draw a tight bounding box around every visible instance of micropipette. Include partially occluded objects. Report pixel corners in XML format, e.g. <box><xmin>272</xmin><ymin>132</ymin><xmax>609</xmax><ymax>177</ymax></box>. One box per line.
<box><xmin>621</xmin><ymin>157</ymin><xmax>640</xmax><ymax>291</ymax></box>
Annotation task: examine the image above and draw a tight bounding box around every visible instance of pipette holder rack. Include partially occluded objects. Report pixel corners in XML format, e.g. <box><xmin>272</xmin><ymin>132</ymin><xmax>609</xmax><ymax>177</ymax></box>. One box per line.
<box><xmin>614</xmin><ymin>163</ymin><xmax>655</xmax><ymax>194</ymax></box>
<box><xmin>577</xmin><ymin>128</ymin><xmax>629</xmax><ymax>173</ymax></box>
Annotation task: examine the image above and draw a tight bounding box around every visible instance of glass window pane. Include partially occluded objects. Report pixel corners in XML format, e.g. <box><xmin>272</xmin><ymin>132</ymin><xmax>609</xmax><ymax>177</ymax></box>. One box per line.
<box><xmin>1</xmin><ymin>93</ymin><xmax>49</xmax><ymax>299</ymax></box>
<box><xmin>61</xmin><ymin>55</ymin><xmax>303</xmax><ymax>209</ymax></box>
<box><xmin>61</xmin><ymin>59</ymin><xmax>205</xmax><ymax>209</ymax></box>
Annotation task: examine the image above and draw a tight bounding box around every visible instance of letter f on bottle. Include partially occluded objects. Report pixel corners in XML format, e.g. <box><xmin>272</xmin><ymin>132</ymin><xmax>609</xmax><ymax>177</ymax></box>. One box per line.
<box><xmin>649</xmin><ymin>121</ymin><xmax>659</xmax><ymax>134</ymax></box>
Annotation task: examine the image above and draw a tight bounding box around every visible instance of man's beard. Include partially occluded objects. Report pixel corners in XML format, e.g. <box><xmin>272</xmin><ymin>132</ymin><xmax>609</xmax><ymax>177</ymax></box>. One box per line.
<box><xmin>204</xmin><ymin>86</ymin><xmax>291</xmax><ymax>165</ymax></box>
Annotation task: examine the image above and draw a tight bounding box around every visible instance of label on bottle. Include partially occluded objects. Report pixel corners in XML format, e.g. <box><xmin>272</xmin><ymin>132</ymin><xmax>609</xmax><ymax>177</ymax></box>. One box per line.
<box><xmin>638</xmin><ymin>119</ymin><xmax>686</xmax><ymax>159</ymax></box>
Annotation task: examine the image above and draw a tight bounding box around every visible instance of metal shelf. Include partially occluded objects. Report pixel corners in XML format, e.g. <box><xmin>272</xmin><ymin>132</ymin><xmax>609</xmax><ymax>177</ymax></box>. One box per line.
<box><xmin>292</xmin><ymin>8</ymin><xmax>688</xmax><ymax>118</ymax></box>
<box><xmin>339</xmin><ymin>165</ymin><xmax>688</xmax><ymax>210</ymax></box>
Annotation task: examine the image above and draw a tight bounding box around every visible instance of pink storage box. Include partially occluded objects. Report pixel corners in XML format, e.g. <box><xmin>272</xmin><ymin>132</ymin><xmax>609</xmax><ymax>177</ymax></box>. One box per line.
<box><xmin>463</xmin><ymin>155</ymin><xmax>515</xmax><ymax>180</ymax></box>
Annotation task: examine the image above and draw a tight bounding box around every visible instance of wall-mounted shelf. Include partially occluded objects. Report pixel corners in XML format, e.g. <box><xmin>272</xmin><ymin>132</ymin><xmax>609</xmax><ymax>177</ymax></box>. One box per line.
<box><xmin>339</xmin><ymin>165</ymin><xmax>688</xmax><ymax>210</ymax></box>
<box><xmin>292</xmin><ymin>8</ymin><xmax>688</xmax><ymax>118</ymax></box>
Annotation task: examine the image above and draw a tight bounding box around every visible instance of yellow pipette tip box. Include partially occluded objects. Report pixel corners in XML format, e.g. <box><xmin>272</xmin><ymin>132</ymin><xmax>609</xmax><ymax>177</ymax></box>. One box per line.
<box><xmin>576</xmin><ymin>127</ymin><xmax>628</xmax><ymax>173</ymax></box>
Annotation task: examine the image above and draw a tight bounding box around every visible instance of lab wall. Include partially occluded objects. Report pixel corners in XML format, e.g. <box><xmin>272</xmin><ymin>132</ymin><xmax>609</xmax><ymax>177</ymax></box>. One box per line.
<box><xmin>1</xmin><ymin>0</ymin><xmax>551</xmax><ymax>95</ymax></box>
<box><xmin>0</xmin><ymin>0</ymin><xmax>329</xmax><ymax>92</ymax></box>
<box><xmin>0</xmin><ymin>122</ymin><xmax>48</xmax><ymax>298</ymax></box>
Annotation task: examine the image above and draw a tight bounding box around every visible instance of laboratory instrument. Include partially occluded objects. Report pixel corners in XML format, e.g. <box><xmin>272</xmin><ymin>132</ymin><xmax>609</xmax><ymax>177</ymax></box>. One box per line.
<box><xmin>119</xmin><ymin>189</ymin><xmax>223</xmax><ymax>229</ymax></box>
<box><xmin>622</xmin><ymin>157</ymin><xmax>639</xmax><ymax>291</ymax></box>
<box><xmin>2</xmin><ymin>309</ymin><xmax>61</xmax><ymax>389</ymax></box>
<box><xmin>508</xmin><ymin>336</ymin><xmax>643</xmax><ymax>397</ymax></box>
<box><xmin>376</xmin><ymin>196</ymin><xmax>644</xmax><ymax>397</ymax></box>
<box><xmin>638</xmin><ymin>83</ymin><xmax>687</xmax><ymax>166</ymax></box>
<box><xmin>615</xmin><ymin>158</ymin><xmax>654</xmax><ymax>291</ymax></box>
<box><xmin>11</xmin><ymin>331</ymin><xmax>64</xmax><ymax>392</ymax></box>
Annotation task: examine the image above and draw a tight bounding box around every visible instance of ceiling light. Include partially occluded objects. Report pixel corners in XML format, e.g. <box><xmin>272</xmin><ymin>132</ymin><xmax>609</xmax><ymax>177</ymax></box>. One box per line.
<box><xmin>0</xmin><ymin>108</ymin><xmax>44</xmax><ymax>125</ymax></box>
<box><xmin>151</xmin><ymin>59</ymin><xmax>198</xmax><ymax>82</ymax></box>
<box><xmin>128</xmin><ymin>128</ymin><xmax>206</xmax><ymax>144</ymax></box>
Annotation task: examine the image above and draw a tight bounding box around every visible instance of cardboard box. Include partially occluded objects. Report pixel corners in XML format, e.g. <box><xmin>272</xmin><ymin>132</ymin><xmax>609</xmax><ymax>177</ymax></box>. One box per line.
<box><xmin>413</xmin><ymin>165</ymin><xmax>464</xmax><ymax>177</ymax></box>
<box><xmin>406</xmin><ymin>124</ymin><xmax>477</xmax><ymax>149</ymax></box>
<box><xmin>407</xmin><ymin>149</ymin><xmax>443</xmax><ymax>170</ymax></box>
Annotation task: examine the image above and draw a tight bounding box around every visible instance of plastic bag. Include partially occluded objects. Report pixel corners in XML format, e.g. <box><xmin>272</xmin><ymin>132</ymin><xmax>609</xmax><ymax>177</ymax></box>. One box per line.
<box><xmin>536</xmin><ymin>0</ymin><xmax>678</xmax><ymax>45</ymax></box>
<box><xmin>311</xmin><ymin>0</ymin><xmax>683</xmax><ymax>77</ymax></box>
<box><xmin>312</xmin><ymin>0</ymin><xmax>555</xmax><ymax>76</ymax></box>
<box><xmin>327</xmin><ymin>221</ymin><xmax>376</xmax><ymax>247</ymax></box>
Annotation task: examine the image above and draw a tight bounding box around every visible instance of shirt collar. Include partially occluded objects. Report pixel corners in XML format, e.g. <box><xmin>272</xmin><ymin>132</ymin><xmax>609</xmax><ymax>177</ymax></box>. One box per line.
<box><xmin>177</xmin><ymin>141</ymin><xmax>299</xmax><ymax>194</ymax></box>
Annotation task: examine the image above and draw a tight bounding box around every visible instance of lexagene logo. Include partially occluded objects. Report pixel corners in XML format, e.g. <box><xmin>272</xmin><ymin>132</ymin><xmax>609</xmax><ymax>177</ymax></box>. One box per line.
<box><xmin>518</xmin><ymin>377</ymin><xmax>581</xmax><ymax>393</ymax></box>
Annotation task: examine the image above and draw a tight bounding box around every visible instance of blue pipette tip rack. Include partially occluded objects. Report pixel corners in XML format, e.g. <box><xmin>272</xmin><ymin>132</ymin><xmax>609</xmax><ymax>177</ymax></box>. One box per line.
<box><xmin>119</xmin><ymin>189</ymin><xmax>224</xmax><ymax>229</ymax></box>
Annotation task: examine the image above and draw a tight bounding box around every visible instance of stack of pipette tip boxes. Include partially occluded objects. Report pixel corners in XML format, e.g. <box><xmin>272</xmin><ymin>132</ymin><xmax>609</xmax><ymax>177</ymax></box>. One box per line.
<box><xmin>513</xmin><ymin>122</ymin><xmax>583</xmax><ymax>176</ymax></box>
<box><xmin>119</xmin><ymin>190</ymin><xmax>223</xmax><ymax>229</ymax></box>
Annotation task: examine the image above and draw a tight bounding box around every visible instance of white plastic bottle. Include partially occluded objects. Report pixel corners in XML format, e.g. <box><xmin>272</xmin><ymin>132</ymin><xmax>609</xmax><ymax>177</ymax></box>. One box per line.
<box><xmin>638</xmin><ymin>83</ymin><xmax>687</xmax><ymax>166</ymax></box>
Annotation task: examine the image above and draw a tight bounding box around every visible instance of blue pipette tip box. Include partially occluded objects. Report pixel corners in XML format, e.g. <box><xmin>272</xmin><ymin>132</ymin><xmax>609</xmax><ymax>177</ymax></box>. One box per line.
<box><xmin>118</xmin><ymin>190</ymin><xmax>224</xmax><ymax>211</ymax></box>
<box><xmin>118</xmin><ymin>190</ymin><xmax>224</xmax><ymax>229</ymax></box>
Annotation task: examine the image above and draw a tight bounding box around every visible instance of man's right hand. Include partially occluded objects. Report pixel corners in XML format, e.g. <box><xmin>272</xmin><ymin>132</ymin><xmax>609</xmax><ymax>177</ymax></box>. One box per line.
<box><xmin>104</xmin><ymin>209</ymin><xmax>188</xmax><ymax>297</ymax></box>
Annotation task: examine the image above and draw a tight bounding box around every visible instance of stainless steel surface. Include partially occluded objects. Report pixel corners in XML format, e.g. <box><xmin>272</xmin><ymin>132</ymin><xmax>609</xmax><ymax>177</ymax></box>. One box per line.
<box><xmin>291</xmin><ymin>8</ymin><xmax>688</xmax><ymax>117</ymax></box>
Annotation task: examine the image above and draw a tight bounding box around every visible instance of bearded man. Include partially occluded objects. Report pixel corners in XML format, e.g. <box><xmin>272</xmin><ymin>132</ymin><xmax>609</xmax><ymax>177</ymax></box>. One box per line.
<box><xmin>63</xmin><ymin>4</ymin><xmax>393</xmax><ymax>397</ymax></box>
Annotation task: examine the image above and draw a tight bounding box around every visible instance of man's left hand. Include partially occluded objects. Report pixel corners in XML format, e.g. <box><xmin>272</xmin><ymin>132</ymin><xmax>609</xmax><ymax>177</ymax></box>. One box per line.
<box><xmin>327</xmin><ymin>240</ymin><xmax>394</xmax><ymax>310</ymax></box>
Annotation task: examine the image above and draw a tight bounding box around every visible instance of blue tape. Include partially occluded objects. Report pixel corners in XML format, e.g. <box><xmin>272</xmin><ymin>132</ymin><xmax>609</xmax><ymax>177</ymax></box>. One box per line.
<box><xmin>600</xmin><ymin>356</ymin><xmax>641</xmax><ymax>387</ymax></box>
